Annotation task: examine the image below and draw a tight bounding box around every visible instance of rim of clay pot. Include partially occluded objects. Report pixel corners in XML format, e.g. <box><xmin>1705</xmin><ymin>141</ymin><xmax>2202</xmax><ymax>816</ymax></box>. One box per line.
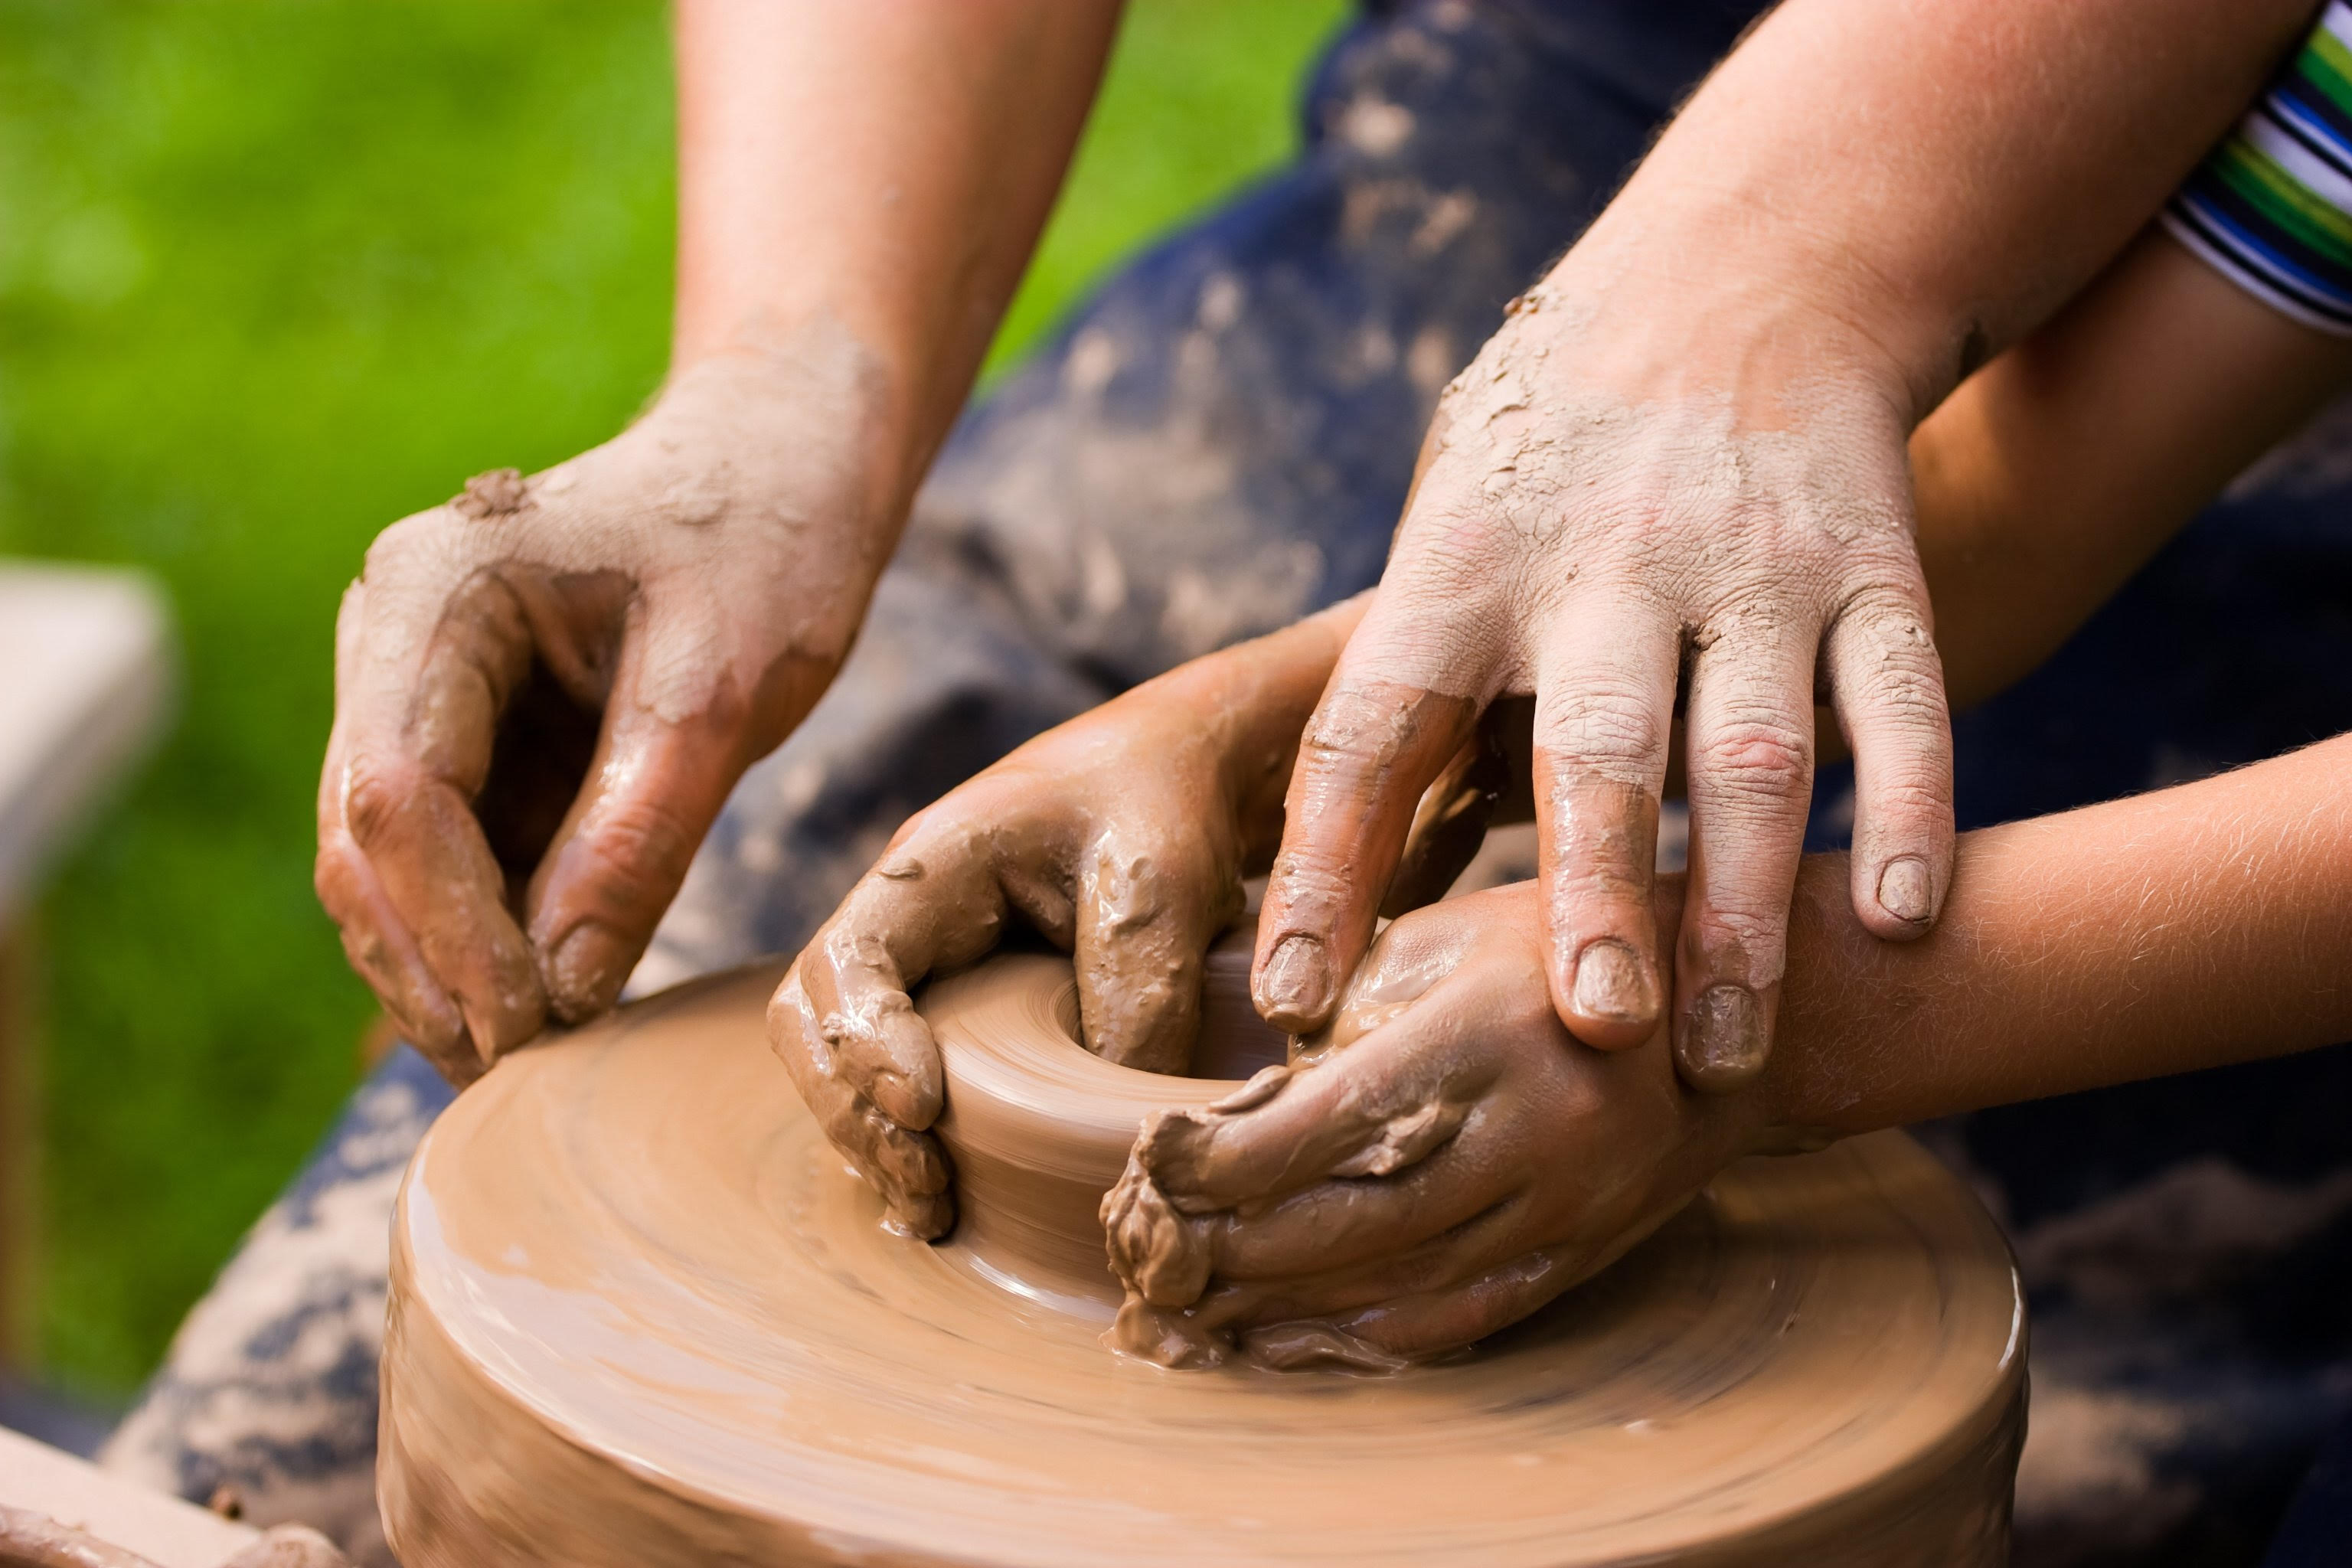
<box><xmin>923</xmin><ymin>936</ymin><xmax>1286</xmax><ymax>1307</ymax></box>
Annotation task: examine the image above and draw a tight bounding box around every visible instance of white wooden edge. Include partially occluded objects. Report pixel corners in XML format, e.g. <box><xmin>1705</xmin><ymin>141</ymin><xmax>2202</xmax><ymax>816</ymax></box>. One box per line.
<box><xmin>0</xmin><ymin>1424</ymin><xmax>256</xmax><ymax>1565</ymax></box>
<box><xmin>0</xmin><ymin>563</ymin><xmax>175</xmax><ymax>926</ymax></box>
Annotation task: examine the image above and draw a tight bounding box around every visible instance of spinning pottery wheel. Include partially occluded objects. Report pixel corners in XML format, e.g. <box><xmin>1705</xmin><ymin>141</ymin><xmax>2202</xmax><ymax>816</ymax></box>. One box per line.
<box><xmin>379</xmin><ymin>953</ymin><xmax>2027</xmax><ymax>1566</ymax></box>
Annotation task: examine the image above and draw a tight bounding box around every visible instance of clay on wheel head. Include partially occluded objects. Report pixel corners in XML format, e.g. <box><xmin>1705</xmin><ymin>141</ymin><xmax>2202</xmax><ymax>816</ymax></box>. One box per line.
<box><xmin>381</xmin><ymin>956</ymin><xmax>2025</xmax><ymax>1567</ymax></box>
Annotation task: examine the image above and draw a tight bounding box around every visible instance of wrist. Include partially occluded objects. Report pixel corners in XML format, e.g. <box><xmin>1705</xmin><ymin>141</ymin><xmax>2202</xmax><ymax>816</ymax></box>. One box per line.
<box><xmin>659</xmin><ymin>311</ymin><xmax>926</xmax><ymax>541</ymax></box>
<box><xmin>1547</xmin><ymin>191</ymin><xmax>1942</xmax><ymax>427</ymax></box>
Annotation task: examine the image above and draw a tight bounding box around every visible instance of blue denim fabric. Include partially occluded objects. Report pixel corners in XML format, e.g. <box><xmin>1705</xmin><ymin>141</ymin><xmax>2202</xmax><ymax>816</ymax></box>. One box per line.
<box><xmin>100</xmin><ymin>4</ymin><xmax>2352</xmax><ymax>1563</ymax></box>
<box><xmin>2264</xmin><ymin>1403</ymin><xmax>2352</xmax><ymax>1567</ymax></box>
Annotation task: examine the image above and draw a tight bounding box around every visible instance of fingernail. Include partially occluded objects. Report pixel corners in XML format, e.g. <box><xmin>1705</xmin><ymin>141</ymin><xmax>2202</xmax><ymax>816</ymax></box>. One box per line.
<box><xmin>547</xmin><ymin>921</ymin><xmax>626</xmax><ymax>1021</ymax></box>
<box><xmin>452</xmin><ymin>997</ymin><xmax>511</xmax><ymax>1073</ymax></box>
<box><xmin>1256</xmin><ymin>935</ymin><xmax>1332</xmax><ymax>1031</ymax></box>
<box><xmin>442</xmin><ymin>1022</ymin><xmax>493</xmax><ymax>1084</ymax></box>
<box><xmin>1877</xmin><ymin>856</ymin><xmax>1933</xmax><ymax>925</ymax></box>
<box><xmin>1679</xmin><ymin>983</ymin><xmax>1766</xmax><ymax>1093</ymax></box>
<box><xmin>1571</xmin><ymin>939</ymin><xmax>1658</xmax><ymax>1025</ymax></box>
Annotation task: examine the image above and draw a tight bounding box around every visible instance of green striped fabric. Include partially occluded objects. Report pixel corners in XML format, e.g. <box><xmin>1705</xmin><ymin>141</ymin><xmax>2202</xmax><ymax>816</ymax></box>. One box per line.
<box><xmin>2165</xmin><ymin>0</ymin><xmax>2352</xmax><ymax>335</ymax></box>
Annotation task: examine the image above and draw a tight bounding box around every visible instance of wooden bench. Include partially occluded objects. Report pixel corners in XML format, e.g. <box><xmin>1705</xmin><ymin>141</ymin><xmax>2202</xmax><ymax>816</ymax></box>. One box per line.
<box><xmin>0</xmin><ymin>564</ymin><xmax>172</xmax><ymax>1371</ymax></box>
<box><xmin>0</xmin><ymin>1423</ymin><xmax>256</xmax><ymax>1565</ymax></box>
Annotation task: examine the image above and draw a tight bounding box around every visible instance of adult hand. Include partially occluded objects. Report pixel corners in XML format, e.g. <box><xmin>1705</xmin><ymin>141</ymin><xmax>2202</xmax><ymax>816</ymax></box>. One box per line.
<box><xmin>1107</xmin><ymin>880</ymin><xmax>1772</xmax><ymax>1370</ymax></box>
<box><xmin>1255</xmin><ymin>276</ymin><xmax>1951</xmax><ymax>1093</ymax></box>
<box><xmin>769</xmin><ymin>604</ymin><xmax>1360</xmax><ymax>1237</ymax></box>
<box><xmin>1252</xmin><ymin>0</ymin><xmax>2323</xmax><ymax>1086</ymax></box>
<box><xmin>316</xmin><ymin>332</ymin><xmax>894</xmax><ymax>1085</ymax></box>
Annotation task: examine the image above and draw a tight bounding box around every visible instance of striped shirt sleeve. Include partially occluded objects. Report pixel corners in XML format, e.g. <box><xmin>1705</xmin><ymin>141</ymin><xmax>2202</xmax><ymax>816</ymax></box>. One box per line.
<box><xmin>2164</xmin><ymin>0</ymin><xmax>2352</xmax><ymax>336</ymax></box>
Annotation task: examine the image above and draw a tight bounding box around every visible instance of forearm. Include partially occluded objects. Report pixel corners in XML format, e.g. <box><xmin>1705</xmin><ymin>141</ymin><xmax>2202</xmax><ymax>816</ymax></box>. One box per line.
<box><xmin>1916</xmin><ymin>230</ymin><xmax>2352</xmax><ymax>710</ymax></box>
<box><xmin>1760</xmin><ymin>732</ymin><xmax>2352</xmax><ymax>1135</ymax></box>
<box><xmin>1568</xmin><ymin>0</ymin><xmax>2313</xmax><ymax>420</ymax></box>
<box><xmin>672</xmin><ymin>0</ymin><xmax>1119</xmax><ymax>500</ymax></box>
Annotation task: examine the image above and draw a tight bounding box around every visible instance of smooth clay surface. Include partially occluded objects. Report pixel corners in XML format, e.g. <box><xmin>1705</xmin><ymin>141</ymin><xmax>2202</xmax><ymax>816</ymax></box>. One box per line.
<box><xmin>381</xmin><ymin>956</ymin><xmax>2025</xmax><ymax>1567</ymax></box>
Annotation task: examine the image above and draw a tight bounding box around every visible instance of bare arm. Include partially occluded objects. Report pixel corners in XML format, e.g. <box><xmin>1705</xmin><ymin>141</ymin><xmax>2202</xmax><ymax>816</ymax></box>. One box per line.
<box><xmin>1919</xmin><ymin>228</ymin><xmax>2352</xmax><ymax>711</ymax></box>
<box><xmin>1618</xmin><ymin>0</ymin><xmax>2318</xmax><ymax>418</ymax></box>
<box><xmin>1766</xmin><ymin>732</ymin><xmax>2352</xmax><ymax>1136</ymax></box>
<box><xmin>672</xmin><ymin>0</ymin><xmax>1122</xmax><ymax>489</ymax></box>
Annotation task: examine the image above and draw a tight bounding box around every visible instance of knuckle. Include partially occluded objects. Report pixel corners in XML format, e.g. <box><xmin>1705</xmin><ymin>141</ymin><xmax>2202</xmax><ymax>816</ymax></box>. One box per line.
<box><xmin>584</xmin><ymin>795</ymin><xmax>701</xmax><ymax>888</ymax></box>
<box><xmin>1851</xmin><ymin>673</ymin><xmax>1951</xmax><ymax>736</ymax></box>
<box><xmin>1299</xmin><ymin>681</ymin><xmax>1471</xmax><ymax>784</ymax></box>
<box><xmin>1834</xmin><ymin>591</ymin><xmax>1942</xmax><ymax>668</ymax></box>
<box><xmin>1301</xmin><ymin>699</ymin><xmax>1413</xmax><ymax>778</ymax></box>
<box><xmin>1537</xmin><ymin>684</ymin><xmax>1665</xmax><ymax>773</ymax></box>
<box><xmin>341</xmin><ymin>756</ymin><xmax>423</xmax><ymax>848</ymax></box>
<box><xmin>1266</xmin><ymin>845</ymin><xmax>1357</xmax><ymax>920</ymax></box>
<box><xmin>1694</xmin><ymin>717</ymin><xmax>1811</xmax><ymax>800</ymax></box>
<box><xmin>1860</xmin><ymin>773</ymin><xmax>1953</xmax><ymax>824</ymax></box>
<box><xmin>418</xmin><ymin>1040</ymin><xmax>483</xmax><ymax>1090</ymax></box>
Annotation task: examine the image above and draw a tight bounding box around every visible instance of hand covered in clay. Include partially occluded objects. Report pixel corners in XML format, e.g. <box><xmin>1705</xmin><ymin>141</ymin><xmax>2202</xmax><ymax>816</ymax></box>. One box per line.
<box><xmin>1106</xmin><ymin>880</ymin><xmax>1773</xmax><ymax>1370</ymax></box>
<box><xmin>769</xmin><ymin>603</ymin><xmax>1362</xmax><ymax>1238</ymax></box>
<box><xmin>1257</xmin><ymin>275</ymin><xmax>1952</xmax><ymax>1093</ymax></box>
<box><xmin>317</xmin><ymin>331</ymin><xmax>895</xmax><ymax>1083</ymax></box>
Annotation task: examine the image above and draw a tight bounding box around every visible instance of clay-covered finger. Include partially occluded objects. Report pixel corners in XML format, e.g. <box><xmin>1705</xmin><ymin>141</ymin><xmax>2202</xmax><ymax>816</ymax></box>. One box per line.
<box><xmin>316</xmin><ymin>645</ymin><xmax>472</xmax><ymax>1077</ymax></box>
<box><xmin>1824</xmin><ymin>585</ymin><xmax>1954</xmax><ymax>942</ymax></box>
<box><xmin>319</xmin><ymin>580</ymin><xmax>485</xmax><ymax>1077</ymax></box>
<box><xmin>1103</xmin><ymin>1079</ymin><xmax>1482</xmax><ymax>1318</ymax></box>
<box><xmin>1256</xmin><ymin>673</ymin><xmax>1477</xmax><ymax>1034</ymax></box>
<box><xmin>768</xmin><ymin>965</ymin><xmax>955</xmax><ymax>1237</ymax></box>
<box><xmin>1113</xmin><ymin>1172</ymin><xmax>1543</xmax><ymax>1369</ymax></box>
<box><xmin>1305</xmin><ymin>892</ymin><xmax>1494</xmax><ymax>1057</ymax></box>
<box><xmin>1070</xmin><ymin>822</ymin><xmax>1243</xmax><ymax>1074</ymax></box>
<box><xmin>1529</xmin><ymin>601</ymin><xmax>1678</xmax><ymax>1050</ymax></box>
<box><xmin>1200</xmin><ymin>1123</ymin><xmax>1522</xmax><ymax>1282</ymax></box>
<box><xmin>339</xmin><ymin>569</ymin><xmax>547</xmax><ymax>1061</ymax></box>
<box><xmin>0</xmin><ymin>1502</ymin><xmax>169</xmax><ymax>1568</ymax></box>
<box><xmin>315</xmin><ymin>833</ymin><xmax>471</xmax><ymax>1082</ymax></box>
<box><xmin>1673</xmin><ymin>626</ymin><xmax>1816</xmax><ymax>1092</ymax></box>
<box><xmin>795</xmin><ymin>831</ymin><xmax>1014</xmax><ymax>1132</ymax></box>
<box><xmin>1379</xmin><ymin>701</ymin><xmax>1514</xmax><ymax>917</ymax></box>
<box><xmin>341</xmin><ymin>756</ymin><xmax>543</xmax><ymax>1063</ymax></box>
<box><xmin>1243</xmin><ymin>1242</ymin><xmax>1586</xmax><ymax>1369</ymax></box>
<box><xmin>524</xmin><ymin>690</ymin><xmax>754</xmax><ymax>1024</ymax></box>
<box><xmin>1125</xmin><ymin>965</ymin><xmax>1503</xmax><ymax>1214</ymax></box>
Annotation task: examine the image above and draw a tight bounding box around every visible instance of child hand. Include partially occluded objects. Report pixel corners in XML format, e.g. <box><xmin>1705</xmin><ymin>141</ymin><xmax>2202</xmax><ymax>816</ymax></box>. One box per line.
<box><xmin>766</xmin><ymin>611</ymin><xmax>1358</xmax><ymax>1237</ymax></box>
<box><xmin>1103</xmin><ymin>880</ymin><xmax>1770</xmax><ymax>1369</ymax></box>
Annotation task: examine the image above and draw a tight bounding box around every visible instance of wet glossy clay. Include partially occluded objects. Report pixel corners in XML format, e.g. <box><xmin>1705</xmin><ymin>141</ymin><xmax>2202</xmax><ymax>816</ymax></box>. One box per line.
<box><xmin>380</xmin><ymin>955</ymin><xmax>2026</xmax><ymax>1566</ymax></box>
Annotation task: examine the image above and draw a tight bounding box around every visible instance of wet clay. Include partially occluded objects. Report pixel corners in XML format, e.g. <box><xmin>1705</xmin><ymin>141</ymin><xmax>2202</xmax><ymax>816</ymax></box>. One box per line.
<box><xmin>381</xmin><ymin>954</ymin><xmax>2025</xmax><ymax>1566</ymax></box>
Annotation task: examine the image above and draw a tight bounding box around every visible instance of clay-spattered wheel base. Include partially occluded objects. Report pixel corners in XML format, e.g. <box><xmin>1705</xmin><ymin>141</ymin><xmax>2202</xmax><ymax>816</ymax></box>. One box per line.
<box><xmin>382</xmin><ymin>959</ymin><xmax>2024</xmax><ymax>1566</ymax></box>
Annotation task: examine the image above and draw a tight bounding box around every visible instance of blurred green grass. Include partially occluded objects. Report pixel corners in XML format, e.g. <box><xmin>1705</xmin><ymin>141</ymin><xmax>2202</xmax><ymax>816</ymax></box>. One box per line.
<box><xmin>0</xmin><ymin>0</ymin><xmax>1345</xmax><ymax>1395</ymax></box>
